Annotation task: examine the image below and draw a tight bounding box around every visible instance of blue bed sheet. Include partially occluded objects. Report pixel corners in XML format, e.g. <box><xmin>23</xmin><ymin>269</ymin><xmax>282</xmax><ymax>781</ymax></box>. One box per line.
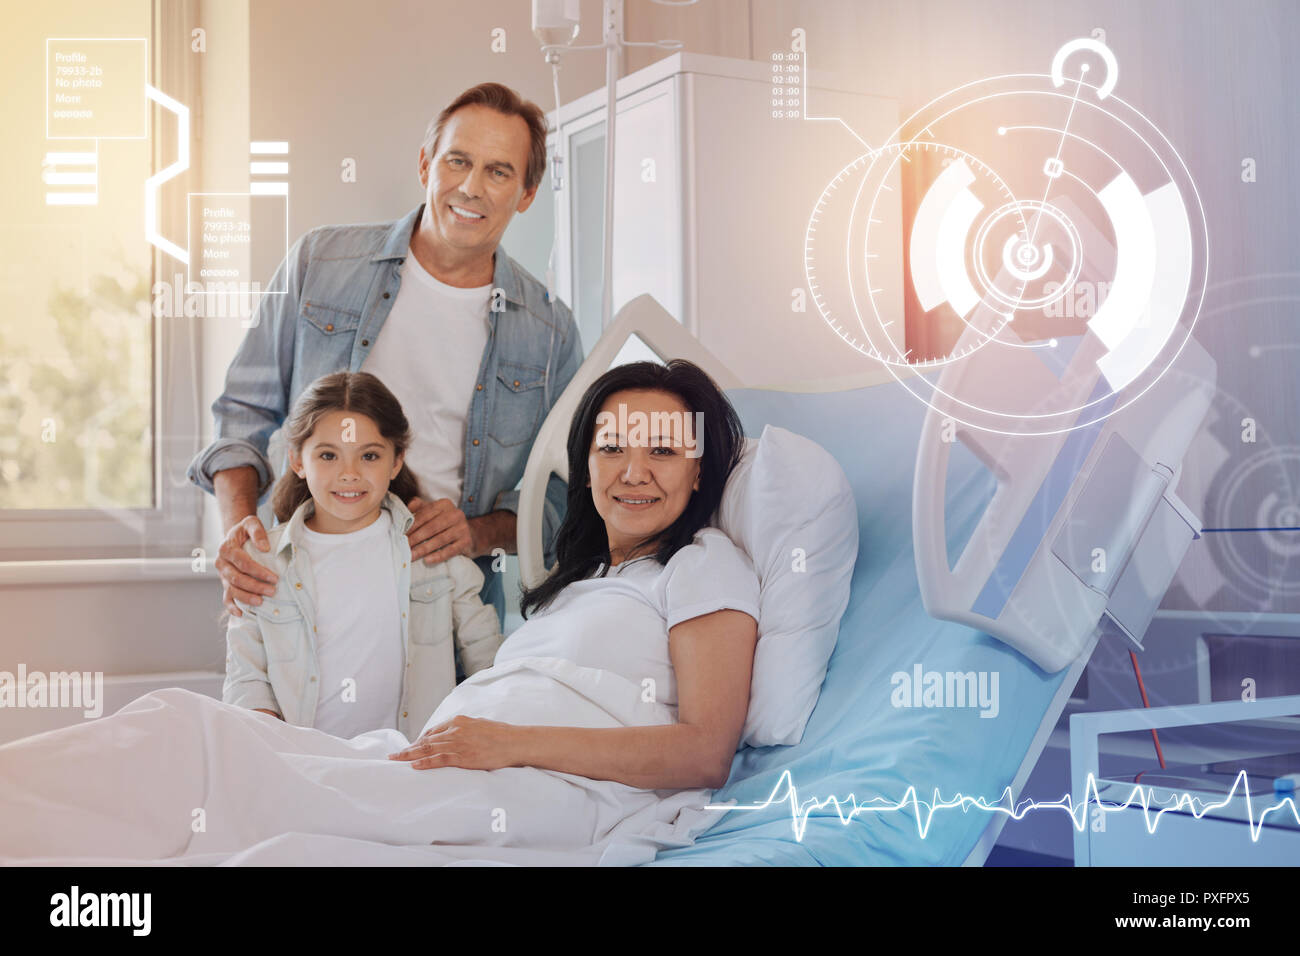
<box><xmin>648</xmin><ymin>380</ymin><xmax>1070</xmax><ymax>866</ymax></box>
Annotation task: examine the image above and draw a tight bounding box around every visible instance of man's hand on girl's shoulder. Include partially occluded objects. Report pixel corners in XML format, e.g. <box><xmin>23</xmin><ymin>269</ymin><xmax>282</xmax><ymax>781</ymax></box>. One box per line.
<box><xmin>216</xmin><ymin>514</ymin><xmax>279</xmax><ymax>616</ymax></box>
<box><xmin>406</xmin><ymin>496</ymin><xmax>474</xmax><ymax>564</ymax></box>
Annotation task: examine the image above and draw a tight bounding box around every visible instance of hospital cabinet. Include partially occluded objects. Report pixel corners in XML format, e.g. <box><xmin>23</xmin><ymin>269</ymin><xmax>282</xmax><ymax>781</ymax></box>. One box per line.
<box><xmin>542</xmin><ymin>52</ymin><xmax>904</xmax><ymax>388</ymax></box>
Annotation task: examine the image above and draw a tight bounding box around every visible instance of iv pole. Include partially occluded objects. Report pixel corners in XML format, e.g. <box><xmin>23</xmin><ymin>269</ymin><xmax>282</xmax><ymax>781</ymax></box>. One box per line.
<box><xmin>537</xmin><ymin>0</ymin><xmax>695</xmax><ymax>332</ymax></box>
<box><xmin>598</xmin><ymin>2</ymin><xmax>620</xmax><ymax>333</ymax></box>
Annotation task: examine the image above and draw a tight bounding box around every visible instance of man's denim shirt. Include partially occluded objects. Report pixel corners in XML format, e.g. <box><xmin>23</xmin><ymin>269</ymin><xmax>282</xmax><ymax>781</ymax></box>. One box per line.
<box><xmin>187</xmin><ymin>204</ymin><xmax>583</xmax><ymax>616</ymax></box>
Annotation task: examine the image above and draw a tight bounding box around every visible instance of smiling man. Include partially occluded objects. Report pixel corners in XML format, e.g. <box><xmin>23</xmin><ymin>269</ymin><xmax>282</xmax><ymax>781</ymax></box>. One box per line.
<box><xmin>188</xmin><ymin>83</ymin><xmax>582</xmax><ymax>626</ymax></box>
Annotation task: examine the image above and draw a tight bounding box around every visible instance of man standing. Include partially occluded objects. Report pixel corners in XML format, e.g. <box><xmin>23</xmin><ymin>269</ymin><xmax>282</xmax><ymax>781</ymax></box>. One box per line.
<box><xmin>188</xmin><ymin>82</ymin><xmax>581</xmax><ymax>623</ymax></box>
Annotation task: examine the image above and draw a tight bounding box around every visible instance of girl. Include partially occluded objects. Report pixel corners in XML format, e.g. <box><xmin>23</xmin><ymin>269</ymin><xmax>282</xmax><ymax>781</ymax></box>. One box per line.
<box><xmin>224</xmin><ymin>370</ymin><xmax>501</xmax><ymax>740</ymax></box>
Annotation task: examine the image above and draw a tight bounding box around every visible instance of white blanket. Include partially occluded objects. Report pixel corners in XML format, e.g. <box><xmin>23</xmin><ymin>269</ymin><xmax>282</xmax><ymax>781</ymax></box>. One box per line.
<box><xmin>0</xmin><ymin>656</ymin><xmax>725</xmax><ymax>866</ymax></box>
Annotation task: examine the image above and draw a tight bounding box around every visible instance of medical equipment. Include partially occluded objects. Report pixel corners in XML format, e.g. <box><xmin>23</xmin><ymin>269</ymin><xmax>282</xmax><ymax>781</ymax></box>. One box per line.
<box><xmin>530</xmin><ymin>1</ymin><xmax>696</xmax><ymax>424</ymax></box>
<box><xmin>531</xmin><ymin>0</ymin><xmax>580</xmax><ymax>50</ymax></box>
<box><xmin>913</xmin><ymin>320</ymin><xmax>1216</xmax><ymax>674</ymax></box>
<box><xmin>531</xmin><ymin>0</ymin><xmax>581</xmax><ymax>412</ymax></box>
<box><xmin>531</xmin><ymin>0</ymin><xmax>690</xmax><ymax>341</ymax></box>
<box><xmin>1070</xmin><ymin>695</ymin><xmax>1300</xmax><ymax>865</ymax></box>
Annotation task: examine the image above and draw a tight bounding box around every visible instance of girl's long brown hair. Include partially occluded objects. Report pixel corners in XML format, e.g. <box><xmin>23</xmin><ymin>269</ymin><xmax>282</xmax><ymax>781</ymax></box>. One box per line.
<box><xmin>270</xmin><ymin>371</ymin><xmax>423</xmax><ymax>523</ymax></box>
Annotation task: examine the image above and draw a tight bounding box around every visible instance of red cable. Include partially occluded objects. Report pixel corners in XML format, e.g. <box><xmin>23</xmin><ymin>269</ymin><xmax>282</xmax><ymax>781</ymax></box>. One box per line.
<box><xmin>1129</xmin><ymin>650</ymin><xmax>1166</xmax><ymax>769</ymax></box>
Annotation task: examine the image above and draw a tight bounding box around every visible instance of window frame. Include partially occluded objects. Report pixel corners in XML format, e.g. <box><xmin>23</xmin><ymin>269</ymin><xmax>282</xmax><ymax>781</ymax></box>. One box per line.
<box><xmin>0</xmin><ymin>0</ymin><xmax>203</xmax><ymax>562</ymax></box>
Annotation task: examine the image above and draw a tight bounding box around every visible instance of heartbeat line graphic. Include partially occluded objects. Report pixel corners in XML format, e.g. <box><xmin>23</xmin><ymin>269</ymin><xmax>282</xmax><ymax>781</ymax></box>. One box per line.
<box><xmin>708</xmin><ymin>770</ymin><xmax>1300</xmax><ymax>843</ymax></box>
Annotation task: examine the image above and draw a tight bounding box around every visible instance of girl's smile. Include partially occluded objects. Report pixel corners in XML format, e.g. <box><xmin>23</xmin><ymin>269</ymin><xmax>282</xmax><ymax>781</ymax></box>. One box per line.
<box><xmin>291</xmin><ymin>410</ymin><xmax>404</xmax><ymax>534</ymax></box>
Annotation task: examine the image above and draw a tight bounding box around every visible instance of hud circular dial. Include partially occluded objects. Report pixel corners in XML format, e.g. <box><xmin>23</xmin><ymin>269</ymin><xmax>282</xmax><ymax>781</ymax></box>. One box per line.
<box><xmin>805</xmin><ymin>38</ymin><xmax>1208</xmax><ymax>436</ymax></box>
<box><xmin>807</xmin><ymin>141</ymin><xmax>1037</xmax><ymax>366</ymax></box>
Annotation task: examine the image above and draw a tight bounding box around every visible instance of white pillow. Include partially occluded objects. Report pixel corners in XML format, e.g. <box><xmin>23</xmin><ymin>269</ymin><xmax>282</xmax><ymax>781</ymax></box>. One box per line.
<box><xmin>715</xmin><ymin>425</ymin><xmax>859</xmax><ymax>747</ymax></box>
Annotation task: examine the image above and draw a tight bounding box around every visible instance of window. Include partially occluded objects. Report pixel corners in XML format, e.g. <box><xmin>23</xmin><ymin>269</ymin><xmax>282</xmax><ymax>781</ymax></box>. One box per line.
<box><xmin>0</xmin><ymin>0</ymin><xmax>201</xmax><ymax>559</ymax></box>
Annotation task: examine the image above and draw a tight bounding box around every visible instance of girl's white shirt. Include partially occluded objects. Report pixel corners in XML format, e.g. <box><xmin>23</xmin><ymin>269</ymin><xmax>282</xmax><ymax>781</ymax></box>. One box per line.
<box><xmin>298</xmin><ymin>509</ymin><xmax>403</xmax><ymax>737</ymax></box>
<box><xmin>224</xmin><ymin>491</ymin><xmax>502</xmax><ymax>740</ymax></box>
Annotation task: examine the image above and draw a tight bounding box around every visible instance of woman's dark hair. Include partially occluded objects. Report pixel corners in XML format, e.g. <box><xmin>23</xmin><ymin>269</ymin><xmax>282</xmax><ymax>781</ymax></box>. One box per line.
<box><xmin>269</xmin><ymin>371</ymin><xmax>423</xmax><ymax>523</ymax></box>
<box><xmin>519</xmin><ymin>359</ymin><xmax>744</xmax><ymax>618</ymax></box>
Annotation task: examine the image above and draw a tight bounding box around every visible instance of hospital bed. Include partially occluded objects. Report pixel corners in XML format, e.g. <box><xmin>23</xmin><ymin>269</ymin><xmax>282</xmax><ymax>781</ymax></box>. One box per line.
<box><xmin>518</xmin><ymin>295</ymin><xmax>1213</xmax><ymax>866</ymax></box>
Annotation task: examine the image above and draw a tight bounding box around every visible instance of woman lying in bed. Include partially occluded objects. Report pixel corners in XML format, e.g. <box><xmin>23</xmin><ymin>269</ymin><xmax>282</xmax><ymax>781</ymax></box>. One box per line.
<box><xmin>388</xmin><ymin>357</ymin><xmax>759</xmax><ymax>787</ymax></box>
<box><xmin>0</xmin><ymin>359</ymin><xmax>761</xmax><ymax>865</ymax></box>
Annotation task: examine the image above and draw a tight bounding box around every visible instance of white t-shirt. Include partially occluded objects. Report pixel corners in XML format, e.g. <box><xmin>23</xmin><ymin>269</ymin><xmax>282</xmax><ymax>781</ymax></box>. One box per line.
<box><xmin>298</xmin><ymin>510</ymin><xmax>404</xmax><ymax>738</ymax></box>
<box><xmin>362</xmin><ymin>248</ymin><xmax>491</xmax><ymax>503</ymax></box>
<box><xmin>495</xmin><ymin>529</ymin><xmax>761</xmax><ymax>714</ymax></box>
